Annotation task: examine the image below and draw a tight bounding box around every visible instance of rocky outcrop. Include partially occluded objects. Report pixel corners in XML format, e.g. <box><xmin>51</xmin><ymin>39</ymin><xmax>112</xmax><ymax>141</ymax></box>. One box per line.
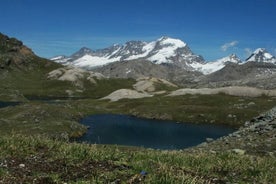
<box><xmin>48</xmin><ymin>66</ymin><xmax>105</xmax><ymax>87</ymax></box>
<box><xmin>0</xmin><ymin>33</ymin><xmax>35</xmax><ymax>69</ymax></box>
<box><xmin>192</xmin><ymin>107</ymin><xmax>276</xmax><ymax>156</ymax></box>
<box><xmin>133</xmin><ymin>77</ymin><xmax>177</xmax><ymax>93</ymax></box>
<box><xmin>168</xmin><ymin>86</ymin><xmax>276</xmax><ymax>97</ymax></box>
<box><xmin>101</xmin><ymin>89</ymin><xmax>153</xmax><ymax>102</ymax></box>
<box><xmin>198</xmin><ymin>62</ymin><xmax>276</xmax><ymax>89</ymax></box>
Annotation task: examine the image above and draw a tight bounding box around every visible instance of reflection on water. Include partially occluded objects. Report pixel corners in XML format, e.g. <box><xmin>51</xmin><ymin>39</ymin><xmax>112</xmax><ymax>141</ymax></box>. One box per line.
<box><xmin>78</xmin><ymin>114</ymin><xmax>235</xmax><ymax>150</ymax></box>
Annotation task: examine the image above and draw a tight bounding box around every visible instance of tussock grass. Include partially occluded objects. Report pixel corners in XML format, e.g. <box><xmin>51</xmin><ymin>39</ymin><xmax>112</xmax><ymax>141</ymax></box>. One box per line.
<box><xmin>0</xmin><ymin>135</ymin><xmax>275</xmax><ymax>183</ymax></box>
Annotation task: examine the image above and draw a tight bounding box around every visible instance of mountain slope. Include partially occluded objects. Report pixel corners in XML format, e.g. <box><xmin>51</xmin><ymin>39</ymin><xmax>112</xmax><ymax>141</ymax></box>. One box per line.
<box><xmin>191</xmin><ymin>54</ymin><xmax>242</xmax><ymax>74</ymax></box>
<box><xmin>52</xmin><ymin>37</ymin><xmax>204</xmax><ymax>70</ymax></box>
<box><xmin>52</xmin><ymin>36</ymin><xmax>276</xmax><ymax>77</ymax></box>
<box><xmin>199</xmin><ymin>62</ymin><xmax>276</xmax><ymax>89</ymax></box>
<box><xmin>0</xmin><ymin>33</ymin><xmax>56</xmax><ymax>70</ymax></box>
<box><xmin>92</xmin><ymin>59</ymin><xmax>203</xmax><ymax>85</ymax></box>
<box><xmin>246</xmin><ymin>48</ymin><xmax>276</xmax><ymax>64</ymax></box>
<box><xmin>0</xmin><ymin>33</ymin><xmax>136</xmax><ymax>100</ymax></box>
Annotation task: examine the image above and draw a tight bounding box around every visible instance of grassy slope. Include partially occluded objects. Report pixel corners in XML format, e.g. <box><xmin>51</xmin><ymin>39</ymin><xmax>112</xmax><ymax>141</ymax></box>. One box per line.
<box><xmin>0</xmin><ymin>56</ymin><xmax>69</xmax><ymax>100</ymax></box>
<box><xmin>1</xmin><ymin>34</ymin><xmax>275</xmax><ymax>183</ymax></box>
<box><xmin>103</xmin><ymin>94</ymin><xmax>276</xmax><ymax>127</ymax></box>
<box><xmin>0</xmin><ymin>68</ymin><xmax>136</xmax><ymax>101</ymax></box>
<box><xmin>1</xmin><ymin>93</ymin><xmax>275</xmax><ymax>138</ymax></box>
<box><xmin>0</xmin><ymin>135</ymin><xmax>275</xmax><ymax>183</ymax></box>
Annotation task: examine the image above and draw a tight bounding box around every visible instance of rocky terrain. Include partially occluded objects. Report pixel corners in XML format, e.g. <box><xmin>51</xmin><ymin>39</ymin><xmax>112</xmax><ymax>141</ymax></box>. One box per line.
<box><xmin>0</xmin><ymin>33</ymin><xmax>35</xmax><ymax>69</ymax></box>
<box><xmin>101</xmin><ymin>77</ymin><xmax>177</xmax><ymax>101</ymax></box>
<box><xmin>52</xmin><ymin>36</ymin><xmax>276</xmax><ymax>90</ymax></box>
<box><xmin>52</xmin><ymin>37</ymin><xmax>205</xmax><ymax>70</ymax></box>
<box><xmin>192</xmin><ymin>106</ymin><xmax>276</xmax><ymax>156</ymax></box>
<box><xmin>101</xmin><ymin>89</ymin><xmax>153</xmax><ymax>102</ymax></box>
<box><xmin>199</xmin><ymin>62</ymin><xmax>276</xmax><ymax>89</ymax></box>
<box><xmin>1</xmin><ymin>32</ymin><xmax>276</xmax><ymax>184</ymax></box>
<box><xmin>168</xmin><ymin>86</ymin><xmax>276</xmax><ymax>97</ymax></box>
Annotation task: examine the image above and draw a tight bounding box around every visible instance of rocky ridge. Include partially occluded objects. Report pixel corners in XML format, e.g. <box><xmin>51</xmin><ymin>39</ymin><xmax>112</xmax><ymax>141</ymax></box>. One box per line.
<box><xmin>51</xmin><ymin>36</ymin><xmax>205</xmax><ymax>70</ymax></box>
<box><xmin>101</xmin><ymin>77</ymin><xmax>177</xmax><ymax>101</ymax></box>
<box><xmin>246</xmin><ymin>48</ymin><xmax>276</xmax><ymax>64</ymax></box>
<box><xmin>0</xmin><ymin>33</ymin><xmax>36</xmax><ymax>69</ymax></box>
<box><xmin>199</xmin><ymin>61</ymin><xmax>276</xmax><ymax>89</ymax></box>
<box><xmin>193</xmin><ymin>106</ymin><xmax>276</xmax><ymax>156</ymax></box>
<box><xmin>51</xmin><ymin>37</ymin><xmax>276</xmax><ymax>89</ymax></box>
<box><xmin>52</xmin><ymin>37</ymin><xmax>276</xmax><ymax>75</ymax></box>
<box><xmin>168</xmin><ymin>86</ymin><xmax>276</xmax><ymax>97</ymax></box>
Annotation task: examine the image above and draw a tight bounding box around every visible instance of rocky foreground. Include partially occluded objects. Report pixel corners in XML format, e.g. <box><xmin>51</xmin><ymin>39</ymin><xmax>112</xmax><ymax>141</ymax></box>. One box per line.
<box><xmin>192</xmin><ymin>106</ymin><xmax>276</xmax><ymax>156</ymax></box>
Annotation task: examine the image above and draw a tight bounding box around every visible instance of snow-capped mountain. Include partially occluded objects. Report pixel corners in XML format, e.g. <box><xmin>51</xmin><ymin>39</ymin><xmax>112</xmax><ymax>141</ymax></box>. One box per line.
<box><xmin>188</xmin><ymin>49</ymin><xmax>276</xmax><ymax>75</ymax></box>
<box><xmin>51</xmin><ymin>55</ymin><xmax>71</xmax><ymax>64</ymax></box>
<box><xmin>52</xmin><ymin>38</ymin><xmax>276</xmax><ymax>76</ymax></box>
<box><xmin>246</xmin><ymin>48</ymin><xmax>276</xmax><ymax>64</ymax></box>
<box><xmin>51</xmin><ymin>37</ymin><xmax>204</xmax><ymax>70</ymax></box>
<box><xmin>190</xmin><ymin>54</ymin><xmax>242</xmax><ymax>75</ymax></box>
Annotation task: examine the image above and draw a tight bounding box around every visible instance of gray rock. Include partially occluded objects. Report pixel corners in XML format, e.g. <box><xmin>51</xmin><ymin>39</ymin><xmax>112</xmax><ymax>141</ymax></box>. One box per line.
<box><xmin>232</xmin><ymin>149</ymin><xmax>246</xmax><ymax>155</ymax></box>
<box><xmin>206</xmin><ymin>138</ymin><xmax>214</xmax><ymax>143</ymax></box>
<box><xmin>248</xmin><ymin>102</ymin><xmax>256</xmax><ymax>106</ymax></box>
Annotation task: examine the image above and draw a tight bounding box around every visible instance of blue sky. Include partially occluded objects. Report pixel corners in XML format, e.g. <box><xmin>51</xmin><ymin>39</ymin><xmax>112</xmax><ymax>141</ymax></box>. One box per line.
<box><xmin>1</xmin><ymin>0</ymin><xmax>276</xmax><ymax>61</ymax></box>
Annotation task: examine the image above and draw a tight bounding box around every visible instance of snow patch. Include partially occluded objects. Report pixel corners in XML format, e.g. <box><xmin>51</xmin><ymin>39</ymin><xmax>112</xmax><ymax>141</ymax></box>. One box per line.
<box><xmin>190</xmin><ymin>55</ymin><xmax>241</xmax><ymax>74</ymax></box>
<box><xmin>264</xmin><ymin>52</ymin><xmax>273</xmax><ymax>59</ymax></box>
<box><xmin>73</xmin><ymin>55</ymin><xmax>121</xmax><ymax>68</ymax></box>
<box><xmin>159</xmin><ymin>37</ymin><xmax>186</xmax><ymax>48</ymax></box>
<box><xmin>148</xmin><ymin>37</ymin><xmax>187</xmax><ymax>64</ymax></box>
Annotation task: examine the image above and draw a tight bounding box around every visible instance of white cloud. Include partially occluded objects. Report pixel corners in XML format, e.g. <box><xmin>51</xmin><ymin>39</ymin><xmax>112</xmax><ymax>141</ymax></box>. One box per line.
<box><xmin>221</xmin><ymin>41</ymin><xmax>239</xmax><ymax>51</ymax></box>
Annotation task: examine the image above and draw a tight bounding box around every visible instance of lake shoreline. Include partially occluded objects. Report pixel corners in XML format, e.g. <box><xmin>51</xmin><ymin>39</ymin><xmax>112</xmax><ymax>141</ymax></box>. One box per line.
<box><xmin>76</xmin><ymin>114</ymin><xmax>236</xmax><ymax>150</ymax></box>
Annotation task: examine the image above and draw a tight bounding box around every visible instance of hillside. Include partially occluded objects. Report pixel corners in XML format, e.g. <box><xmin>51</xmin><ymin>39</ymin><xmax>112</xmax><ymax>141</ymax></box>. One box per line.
<box><xmin>52</xmin><ymin>37</ymin><xmax>276</xmax><ymax>89</ymax></box>
<box><xmin>0</xmin><ymin>33</ymin><xmax>276</xmax><ymax>183</ymax></box>
<box><xmin>0</xmin><ymin>33</ymin><xmax>136</xmax><ymax>101</ymax></box>
<box><xmin>200</xmin><ymin>62</ymin><xmax>276</xmax><ymax>89</ymax></box>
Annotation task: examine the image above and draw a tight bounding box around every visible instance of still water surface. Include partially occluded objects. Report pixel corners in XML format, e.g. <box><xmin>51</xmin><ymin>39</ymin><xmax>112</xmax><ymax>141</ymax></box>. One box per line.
<box><xmin>78</xmin><ymin>114</ymin><xmax>235</xmax><ymax>150</ymax></box>
<box><xmin>0</xmin><ymin>101</ymin><xmax>19</xmax><ymax>108</ymax></box>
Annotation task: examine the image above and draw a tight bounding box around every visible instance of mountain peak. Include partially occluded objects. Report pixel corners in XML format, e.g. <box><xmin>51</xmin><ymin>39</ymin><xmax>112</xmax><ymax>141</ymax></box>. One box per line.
<box><xmin>246</xmin><ymin>48</ymin><xmax>275</xmax><ymax>63</ymax></box>
<box><xmin>79</xmin><ymin>47</ymin><xmax>93</xmax><ymax>53</ymax></box>
<box><xmin>190</xmin><ymin>54</ymin><xmax>242</xmax><ymax>75</ymax></box>
<box><xmin>0</xmin><ymin>33</ymin><xmax>33</xmax><ymax>55</ymax></box>
<box><xmin>0</xmin><ymin>33</ymin><xmax>56</xmax><ymax>70</ymax></box>
<box><xmin>53</xmin><ymin>36</ymin><xmax>201</xmax><ymax>69</ymax></box>
<box><xmin>227</xmin><ymin>54</ymin><xmax>242</xmax><ymax>63</ymax></box>
<box><xmin>157</xmin><ymin>36</ymin><xmax>187</xmax><ymax>48</ymax></box>
<box><xmin>70</xmin><ymin>47</ymin><xmax>94</xmax><ymax>60</ymax></box>
<box><xmin>157</xmin><ymin>36</ymin><xmax>170</xmax><ymax>42</ymax></box>
<box><xmin>253</xmin><ymin>48</ymin><xmax>266</xmax><ymax>54</ymax></box>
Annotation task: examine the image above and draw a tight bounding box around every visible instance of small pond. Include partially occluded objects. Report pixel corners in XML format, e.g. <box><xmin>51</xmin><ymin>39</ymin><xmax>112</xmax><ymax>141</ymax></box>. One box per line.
<box><xmin>0</xmin><ymin>101</ymin><xmax>20</xmax><ymax>108</ymax></box>
<box><xmin>78</xmin><ymin>114</ymin><xmax>235</xmax><ymax>150</ymax></box>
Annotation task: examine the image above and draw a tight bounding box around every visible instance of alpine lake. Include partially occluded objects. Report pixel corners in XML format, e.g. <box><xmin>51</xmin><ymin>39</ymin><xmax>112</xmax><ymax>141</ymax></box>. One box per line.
<box><xmin>77</xmin><ymin>114</ymin><xmax>235</xmax><ymax>150</ymax></box>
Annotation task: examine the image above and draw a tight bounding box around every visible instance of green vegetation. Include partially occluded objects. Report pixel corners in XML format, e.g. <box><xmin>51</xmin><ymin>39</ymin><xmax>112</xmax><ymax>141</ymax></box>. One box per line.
<box><xmin>0</xmin><ymin>135</ymin><xmax>275</xmax><ymax>183</ymax></box>
<box><xmin>0</xmin><ymin>102</ymin><xmax>87</xmax><ymax>138</ymax></box>
<box><xmin>105</xmin><ymin>94</ymin><xmax>276</xmax><ymax>127</ymax></box>
<box><xmin>81</xmin><ymin>78</ymin><xmax>136</xmax><ymax>99</ymax></box>
<box><xmin>1</xmin><ymin>93</ymin><xmax>275</xmax><ymax>137</ymax></box>
<box><xmin>152</xmin><ymin>81</ymin><xmax>178</xmax><ymax>92</ymax></box>
<box><xmin>0</xmin><ymin>65</ymin><xmax>136</xmax><ymax>101</ymax></box>
<box><xmin>1</xmin><ymin>33</ymin><xmax>276</xmax><ymax>183</ymax></box>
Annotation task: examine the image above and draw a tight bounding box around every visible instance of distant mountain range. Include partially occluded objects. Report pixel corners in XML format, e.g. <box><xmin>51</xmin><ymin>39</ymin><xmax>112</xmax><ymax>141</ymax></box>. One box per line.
<box><xmin>1</xmin><ymin>32</ymin><xmax>275</xmax><ymax>91</ymax></box>
<box><xmin>51</xmin><ymin>37</ymin><xmax>276</xmax><ymax>75</ymax></box>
